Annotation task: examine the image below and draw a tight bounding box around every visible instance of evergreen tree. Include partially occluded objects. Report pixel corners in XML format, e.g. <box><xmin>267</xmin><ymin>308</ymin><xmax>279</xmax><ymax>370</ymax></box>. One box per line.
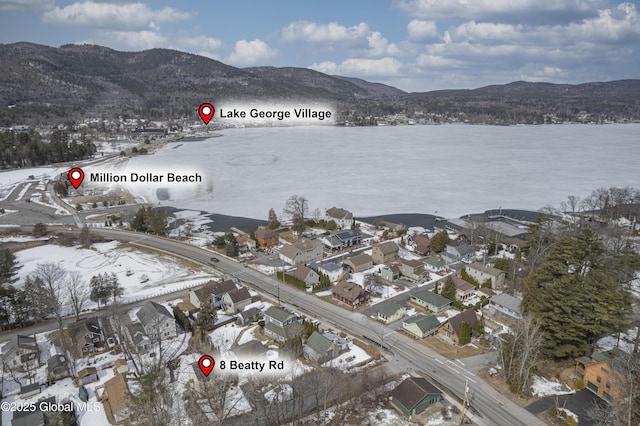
<box><xmin>441</xmin><ymin>276</ymin><xmax>456</xmax><ymax>301</ymax></box>
<box><xmin>173</xmin><ymin>306</ymin><xmax>192</xmax><ymax>332</ymax></box>
<box><xmin>459</xmin><ymin>321</ymin><xmax>471</xmax><ymax>344</ymax></box>
<box><xmin>0</xmin><ymin>249</ymin><xmax>21</xmax><ymax>287</ymax></box>
<box><xmin>522</xmin><ymin>228</ymin><xmax>632</xmax><ymax>358</ymax></box>
<box><xmin>430</xmin><ymin>230</ymin><xmax>451</xmax><ymax>253</ymax></box>
<box><xmin>195</xmin><ymin>300</ymin><xmax>217</xmax><ymax>331</ymax></box>
<box><xmin>268</xmin><ymin>208</ymin><xmax>280</xmax><ymax>230</ymax></box>
<box><xmin>131</xmin><ymin>207</ymin><xmax>147</xmax><ymax>232</ymax></box>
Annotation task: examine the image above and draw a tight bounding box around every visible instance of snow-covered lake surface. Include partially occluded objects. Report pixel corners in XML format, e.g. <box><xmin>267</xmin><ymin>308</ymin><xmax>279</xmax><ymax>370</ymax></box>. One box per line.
<box><xmin>124</xmin><ymin>124</ymin><xmax>640</xmax><ymax>219</ymax></box>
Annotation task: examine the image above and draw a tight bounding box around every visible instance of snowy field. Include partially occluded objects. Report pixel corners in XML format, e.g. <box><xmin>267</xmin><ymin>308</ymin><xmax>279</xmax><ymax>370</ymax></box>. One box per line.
<box><xmin>121</xmin><ymin>124</ymin><xmax>640</xmax><ymax>219</ymax></box>
<box><xmin>14</xmin><ymin>242</ymin><xmax>214</xmax><ymax>306</ymax></box>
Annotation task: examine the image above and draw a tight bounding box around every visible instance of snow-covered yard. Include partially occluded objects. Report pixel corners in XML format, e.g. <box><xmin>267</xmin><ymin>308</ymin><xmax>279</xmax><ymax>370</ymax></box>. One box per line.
<box><xmin>14</xmin><ymin>241</ymin><xmax>215</xmax><ymax>307</ymax></box>
<box><xmin>530</xmin><ymin>375</ymin><xmax>574</xmax><ymax>397</ymax></box>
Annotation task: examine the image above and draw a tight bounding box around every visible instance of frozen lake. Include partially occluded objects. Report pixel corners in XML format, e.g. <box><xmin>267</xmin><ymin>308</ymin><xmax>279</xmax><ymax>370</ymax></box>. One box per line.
<box><xmin>125</xmin><ymin>124</ymin><xmax>640</xmax><ymax>220</ymax></box>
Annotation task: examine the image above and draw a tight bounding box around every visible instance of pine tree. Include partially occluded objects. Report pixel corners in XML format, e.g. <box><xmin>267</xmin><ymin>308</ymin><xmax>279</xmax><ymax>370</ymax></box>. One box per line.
<box><xmin>459</xmin><ymin>321</ymin><xmax>471</xmax><ymax>344</ymax></box>
<box><xmin>195</xmin><ymin>300</ymin><xmax>217</xmax><ymax>331</ymax></box>
<box><xmin>430</xmin><ymin>231</ymin><xmax>451</xmax><ymax>253</ymax></box>
<box><xmin>522</xmin><ymin>228</ymin><xmax>632</xmax><ymax>358</ymax></box>
<box><xmin>441</xmin><ymin>276</ymin><xmax>456</xmax><ymax>301</ymax></box>
<box><xmin>268</xmin><ymin>208</ymin><xmax>280</xmax><ymax>230</ymax></box>
<box><xmin>0</xmin><ymin>249</ymin><xmax>21</xmax><ymax>287</ymax></box>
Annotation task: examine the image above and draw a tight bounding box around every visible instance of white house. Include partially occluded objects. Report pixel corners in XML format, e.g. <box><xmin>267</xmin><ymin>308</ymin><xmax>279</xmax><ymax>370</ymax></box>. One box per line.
<box><xmin>324</xmin><ymin>207</ymin><xmax>354</xmax><ymax>229</ymax></box>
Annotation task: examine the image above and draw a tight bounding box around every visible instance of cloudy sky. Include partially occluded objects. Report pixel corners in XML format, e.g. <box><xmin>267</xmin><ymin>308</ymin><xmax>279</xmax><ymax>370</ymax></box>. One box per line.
<box><xmin>1</xmin><ymin>0</ymin><xmax>639</xmax><ymax>91</ymax></box>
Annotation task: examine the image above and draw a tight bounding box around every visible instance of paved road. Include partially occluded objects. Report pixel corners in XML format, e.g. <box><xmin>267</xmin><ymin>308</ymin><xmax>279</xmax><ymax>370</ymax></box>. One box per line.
<box><xmin>76</xmin><ymin>228</ymin><xmax>544</xmax><ymax>426</ymax></box>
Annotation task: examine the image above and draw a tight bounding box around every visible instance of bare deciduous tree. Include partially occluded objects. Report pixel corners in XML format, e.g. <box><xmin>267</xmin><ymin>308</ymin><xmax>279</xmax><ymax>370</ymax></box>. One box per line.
<box><xmin>31</xmin><ymin>262</ymin><xmax>67</xmax><ymax>335</ymax></box>
<box><xmin>283</xmin><ymin>194</ymin><xmax>309</xmax><ymax>232</ymax></box>
<box><xmin>497</xmin><ymin>315</ymin><xmax>544</xmax><ymax>396</ymax></box>
<box><xmin>65</xmin><ymin>271</ymin><xmax>88</xmax><ymax>320</ymax></box>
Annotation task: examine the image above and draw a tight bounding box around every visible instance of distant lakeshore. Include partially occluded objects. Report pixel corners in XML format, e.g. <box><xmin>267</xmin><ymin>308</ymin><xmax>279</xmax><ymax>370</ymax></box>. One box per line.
<box><xmin>162</xmin><ymin>208</ymin><xmax>541</xmax><ymax>233</ymax></box>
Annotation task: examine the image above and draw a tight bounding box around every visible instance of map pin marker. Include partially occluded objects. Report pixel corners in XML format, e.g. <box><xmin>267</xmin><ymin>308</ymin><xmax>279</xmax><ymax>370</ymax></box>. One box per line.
<box><xmin>68</xmin><ymin>167</ymin><xmax>85</xmax><ymax>189</ymax></box>
<box><xmin>198</xmin><ymin>103</ymin><xmax>215</xmax><ymax>125</ymax></box>
<box><xmin>198</xmin><ymin>355</ymin><xmax>215</xmax><ymax>377</ymax></box>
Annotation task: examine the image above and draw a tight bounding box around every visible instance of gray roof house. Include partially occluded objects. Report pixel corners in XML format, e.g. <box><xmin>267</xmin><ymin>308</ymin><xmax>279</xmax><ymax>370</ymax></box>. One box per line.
<box><xmin>278</xmin><ymin>239</ymin><xmax>323</xmax><ymax>266</ymax></box>
<box><xmin>263</xmin><ymin>306</ymin><xmax>302</xmax><ymax>343</ymax></box>
<box><xmin>442</xmin><ymin>242</ymin><xmax>475</xmax><ymax>263</ymax></box>
<box><xmin>136</xmin><ymin>301</ymin><xmax>178</xmax><ymax>340</ymax></box>
<box><xmin>222</xmin><ymin>287</ymin><xmax>252</xmax><ymax>313</ymax></box>
<box><xmin>126</xmin><ymin>322</ymin><xmax>152</xmax><ymax>355</ymax></box>
<box><xmin>375</xmin><ymin>301</ymin><xmax>406</xmax><ymax>324</ymax></box>
<box><xmin>465</xmin><ymin>262</ymin><xmax>506</xmax><ymax>289</ymax></box>
<box><xmin>46</xmin><ymin>354</ymin><xmax>70</xmax><ymax>381</ymax></box>
<box><xmin>390</xmin><ymin>377</ymin><xmax>443</xmax><ymax>418</ymax></box>
<box><xmin>324</xmin><ymin>207</ymin><xmax>354</xmax><ymax>230</ymax></box>
<box><xmin>289</xmin><ymin>265</ymin><xmax>320</xmax><ymax>288</ymax></box>
<box><xmin>402</xmin><ymin>314</ymin><xmax>441</xmax><ymax>339</ymax></box>
<box><xmin>190</xmin><ymin>279</ymin><xmax>237</xmax><ymax>309</ymax></box>
<box><xmin>487</xmin><ymin>293</ymin><xmax>523</xmax><ymax>319</ymax></box>
<box><xmin>321</xmin><ymin>229</ymin><xmax>362</xmax><ymax>250</ymax></box>
<box><xmin>303</xmin><ymin>331</ymin><xmax>339</xmax><ymax>365</ymax></box>
<box><xmin>410</xmin><ymin>288</ymin><xmax>452</xmax><ymax>313</ymax></box>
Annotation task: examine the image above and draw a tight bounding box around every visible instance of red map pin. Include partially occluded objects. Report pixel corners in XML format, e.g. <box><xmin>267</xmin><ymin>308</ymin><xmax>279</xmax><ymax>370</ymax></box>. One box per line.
<box><xmin>68</xmin><ymin>167</ymin><xmax>85</xmax><ymax>189</ymax></box>
<box><xmin>198</xmin><ymin>103</ymin><xmax>215</xmax><ymax>125</ymax></box>
<box><xmin>198</xmin><ymin>355</ymin><xmax>215</xmax><ymax>377</ymax></box>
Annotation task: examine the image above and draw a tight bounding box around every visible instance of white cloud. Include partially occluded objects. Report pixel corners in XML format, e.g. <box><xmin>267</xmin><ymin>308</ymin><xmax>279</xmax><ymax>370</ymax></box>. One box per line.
<box><xmin>407</xmin><ymin>20</ymin><xmax>440</xmax><ymax>42</ymax></box>
<box><xmin>310</xmin><ymin>57</ymin><xmax>403</xmax><ymax>77</ymax></box>
<box><xmin>86</xmin><ymin>30</ymin><xmax>167</xmax><ymax>51</ymax></box>
<box><xmin>226</xmin><ymin>39</ymin><xmax>278</xmax><ymax>66</ymax></box>
<box><xmin>366</xmin><ymin>32</ymin><xmax>401</xmax><ymax>56</ymax></box>
<box><xmin>0</xmin><ymin>0</ymin><xmax>54</xmax><ymax>12</ymax></box>
<box><xmin>395</xmin><ymin>0</ymin><xmax>608</xmax><ymax>22</ymax></box>
<box><xmin>42</xmin><ymin>1</ymin><xmax>193</xmax><ymax>30</ymax></box>
<box><xmin>282</xmin><ymin>21</ymin><xmax>370</xmax><ymax>44</ymax></box>
<box><xmin>176</xmin><ymin>35</ymin><xmax>223</xmax><ymax>52</ymax></box>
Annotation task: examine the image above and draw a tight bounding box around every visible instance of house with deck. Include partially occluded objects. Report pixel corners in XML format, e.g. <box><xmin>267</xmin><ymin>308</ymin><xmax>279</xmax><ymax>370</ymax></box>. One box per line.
<box><xmin>332</xmin><ymin>281</ymin><xmax>370</xmax><ymax>308</ymax></box>
<box><xmin>324</xmin><ymin>207</ymin><xmax>354</xmax><ymax>230</ymax></box>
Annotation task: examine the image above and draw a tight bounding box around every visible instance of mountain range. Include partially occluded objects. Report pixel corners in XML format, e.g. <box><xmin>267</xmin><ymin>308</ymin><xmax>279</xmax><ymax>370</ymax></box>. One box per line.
<box><xmin>1</xmin><ymin>42</ymin><xmax>639</xmax><ymax>126</ymax></box>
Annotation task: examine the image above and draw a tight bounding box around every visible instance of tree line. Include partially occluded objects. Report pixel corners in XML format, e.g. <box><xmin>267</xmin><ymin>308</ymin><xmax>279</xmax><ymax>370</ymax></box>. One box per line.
<box><xmin>0</xmin><ymin>129</ymin><xmax>96</xmax><ymax>168</ymax></box>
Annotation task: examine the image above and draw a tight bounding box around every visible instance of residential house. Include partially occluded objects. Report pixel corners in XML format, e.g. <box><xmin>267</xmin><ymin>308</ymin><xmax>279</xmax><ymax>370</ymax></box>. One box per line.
<box><xmin>68</xmin><ymin>317</ymin><xmax>105</xmax><ymax>357</ymax></box>
<box><xmin>102</xmin><ymin>373</ymin><xmax>132</xmax><ymax>424</ymax></box>
<box><xmin>437</xmin><ymin>309</ymin><xmax>478</xmax><ymax>345</ymax></box>
<box><xmin>310</xmin><ymin>261</ymin><xmax>344</xmax><ymax>283</ymax></box>
<box><xmin>407</xmin><ymin>234</ymin><xmax>431</xmax><ymax>256</ymax></box>
<box><xmin>2</xmin><ymin>334</ymin><xmax>39</xmax><ymax>370</ymax></box>
<box><xmin>11</xmin><ymin>408</ymin><xmax>45</xmax><ymax>426</ymax></box>
<box><xmin>114</xmin><ymin>359</ymin><xmax>129</xmax><ymax>375</ymax></box>
<box><xmin>476</xmin><ymin>287</ymin><xmax>497</xmax><ymax>298</ymax></box>
<box><xmin>288</xmin><ymin>265</ymin><xmax>320</xmax><ymax>288</ymax></box>
<box><xmin>76</xmin><ymin>367</ymin><xmax>98</xmax><ymax>386</ymax></box>
<box><xmin>188</xmin><ymin>361</ymin><xmax>207</xmax><ymax>395</ymax></box>
<box><xmin>190</xmin><ymin>279</ymin><xmax>237</xmax><ymax>309</ymax></box>
<box><xmin>46</xmin><ymin>354</ymin><xmax>69</xmax><ymax>381</ymax></box>
<box><xmin>324</xmin><ymin>207</ymin><xmax>354</xmax><ymax>230</ymax></box>
<box><xmin>575</xmin><ymin>348</ymin><xmax>629</xmax><ymax>402</ymax></box>
<box><xmin>398</xmin><ymin>259</ymin><xmax>429</xmax><ymax>281</ymax></box>
<box><xmin>222</xmin><ymin>287</ymin><xmax>252</xmax><ymax>313</ymax></box>
<box><xmin>423</xmin><ymin>256</ymin><xmax>447</xmax><ymax>273</ymax></box>
<box><xmin>371</xmin><ymin>241</ymin><xmax>399</xmax><ymax>264</ymax></box>
<box><xmin>380</xmin><ymin>263</ymin><xmax>401</xmax><ymax>282</ymax></box>
<box><xmin>402</xmin><ymin>314</ymin><xmax>441</xmax><ymax>339</ymax></box>
<box><xmin>263</xmin><ymin>306</ymin><xmax>302</xmax><ymax>343</ymax></box>
<box><xmin>343</xmin><ymin>253</ymin><xmax>373</xmax><ymax>273</ymax></box>
<box><xmin>303</xmin><ymin>331</ymin><xmax>347</xmax><ymax>365</ymax></box>
<box><xmin>332</xmin><ymin>281</ymin><xmax>370</xmax><ymax>308</ymax></box>
<box><xmin>255</xmin><ymin>227</ymin><xmax>279</xmax><ymax>247</ymax></box>
<box><xmin>136</xmin><ymin>301</ymin><xmax>178</xmax><ymax>340</ymax></box>
<box><xmin>464</xmin><ymin>262</ymin><xmax>506</xmax><ymax>289</ymax></box>
<box><xmin>235</xmin><ymin>234</ymin><xmax>256</xmax><ymax>254</ymax></box>
<box><xmin>375</xmin><ymin>301</ymin><xmax>406</xmax><ymax>324</ymax></box>
<box><xmin>390</xmin><ymin>377</ymin><xmax>443</xmax><ymax>418</ymax></box>
<box><xmin>237</xmin><ymin>307</ymin><xmax>262</xmax><ymax>326</ymax></box>
<box><xmin>452</xmin><ymin>276</ymin><xmax>476</xmax><ymax>302</ymax></box>
<box><xmin>486</xmin><ymin>293</ymin><xmax>522</xmax><ymax>319</ymax></box>
<box><xmin>410</xmin><ymin>289</ymin><xmax>452</xmax><ymax>313</ymax></box>
<box><xmin>278</xmin><ymin>239</ymin><xmax>323</xmax><ymax>265</ymax></box>
<box><xmin>442</xmin><ymin>242</ymin><xmax>475</xmax><ymax>263</ymax></box>
<box><xmin>321</xmin><ymin>229</ymin><xmax>362</xmax><ymax>250</ymax></box>
<box><xmin>126</xmin><ymin>323</ymin><xmax>151</xmax><ymax>355</ymax></box>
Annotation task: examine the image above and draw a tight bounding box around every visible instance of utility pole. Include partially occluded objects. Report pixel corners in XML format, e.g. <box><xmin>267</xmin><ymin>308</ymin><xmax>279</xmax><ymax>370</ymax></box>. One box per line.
<box><xmin>460</xmin><ymin>378</ymin><xmax>469</xmax><ymax>424</ymax></box>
